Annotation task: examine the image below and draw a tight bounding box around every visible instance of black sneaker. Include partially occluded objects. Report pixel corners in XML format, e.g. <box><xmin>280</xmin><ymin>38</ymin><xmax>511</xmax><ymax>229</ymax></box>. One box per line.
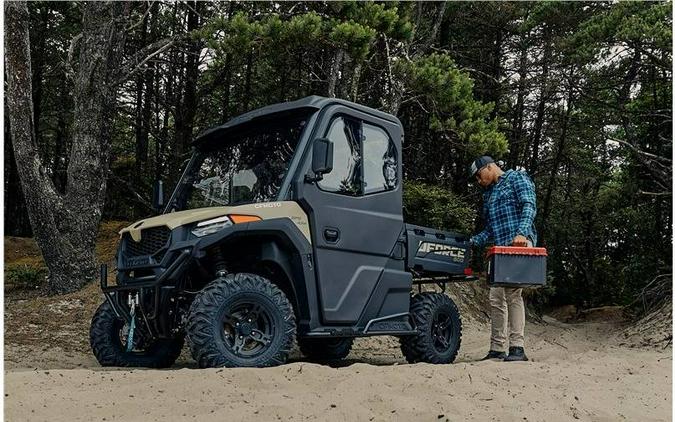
<box><xmin>481</xmin><ymin>350</ymin><xmax>507</xmax><ymax>360</ymax></box>
<box><xmin>504</xmin><ymin>346</ymin><xmax>528</xmax><ymax>362</ymax></box>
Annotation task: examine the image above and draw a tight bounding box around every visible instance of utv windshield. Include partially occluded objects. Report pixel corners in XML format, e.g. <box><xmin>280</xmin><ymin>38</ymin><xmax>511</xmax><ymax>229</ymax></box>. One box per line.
<box><xmin>173</xmin><ymin>112</ymin><xmax>311</xmax><ymax>210</ymax></box>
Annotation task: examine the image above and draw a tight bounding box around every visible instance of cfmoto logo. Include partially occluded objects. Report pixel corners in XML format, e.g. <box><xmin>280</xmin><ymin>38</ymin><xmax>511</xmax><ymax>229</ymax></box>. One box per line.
<box><xmin>254</xmin><ymin>202</ymin><xmax>282</xmax><ymax>209</ymax></box>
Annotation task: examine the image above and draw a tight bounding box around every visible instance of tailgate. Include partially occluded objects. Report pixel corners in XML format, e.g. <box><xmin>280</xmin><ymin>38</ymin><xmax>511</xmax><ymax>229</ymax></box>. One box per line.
<box><xmin>405</xmin><ymin>224</ymin><xmax>471</xmax><ymax>276</ymax></box>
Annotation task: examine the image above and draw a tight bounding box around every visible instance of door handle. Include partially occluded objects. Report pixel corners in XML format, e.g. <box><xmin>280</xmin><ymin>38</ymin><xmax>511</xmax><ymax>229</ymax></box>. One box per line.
<box><xmin>323</xmin><ymin>228</ymin><xmax>340</xmax><ymax>243</ymax></box>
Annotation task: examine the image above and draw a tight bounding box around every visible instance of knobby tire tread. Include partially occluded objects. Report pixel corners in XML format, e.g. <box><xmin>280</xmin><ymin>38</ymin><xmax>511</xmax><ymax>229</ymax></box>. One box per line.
<box><xmin>399</xmin><ymin>292</ymin><xmax>462</xmax><ymax>364</ymax></box>
<box><xmin>186</xmin><ymin>273</ymin><xmax>296</xmax><ymax>368</ymax></box>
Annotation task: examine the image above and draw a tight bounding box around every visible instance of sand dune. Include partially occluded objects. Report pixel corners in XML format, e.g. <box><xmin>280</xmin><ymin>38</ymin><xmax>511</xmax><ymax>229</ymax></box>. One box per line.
<box><xmin>5</xmin><ymin>316</ymin><xmax>671</xmax><ymax>422</ymax></box>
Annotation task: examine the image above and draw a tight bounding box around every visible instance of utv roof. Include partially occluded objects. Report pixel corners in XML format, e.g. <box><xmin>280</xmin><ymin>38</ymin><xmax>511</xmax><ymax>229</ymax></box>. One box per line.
<box><xmin>193</xmin><ymin>95</ymin><xmax>399</xmax><ymax>147</ymax></box>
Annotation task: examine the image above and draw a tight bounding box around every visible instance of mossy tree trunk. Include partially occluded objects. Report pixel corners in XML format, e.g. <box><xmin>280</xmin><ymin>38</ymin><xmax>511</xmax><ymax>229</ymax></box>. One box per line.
<box><xmin>5</xmin><ymin>1</ymin><xmax>129</xmax><ymax>294</ymax></box>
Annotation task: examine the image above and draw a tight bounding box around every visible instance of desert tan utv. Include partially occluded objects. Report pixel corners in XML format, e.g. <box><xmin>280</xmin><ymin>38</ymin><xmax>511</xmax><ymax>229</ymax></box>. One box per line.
<box><xmin>90</xmin><ymin>96</ymin><xmax>477</xmax><ymax>368</ymax></box>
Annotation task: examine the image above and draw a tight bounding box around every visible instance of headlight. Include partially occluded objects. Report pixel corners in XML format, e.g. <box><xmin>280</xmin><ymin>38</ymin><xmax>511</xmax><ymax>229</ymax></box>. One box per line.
<box><xmin>191</xmin><ymin>215</ymin><xmax>233</xmax><ymax>237</ymax></box>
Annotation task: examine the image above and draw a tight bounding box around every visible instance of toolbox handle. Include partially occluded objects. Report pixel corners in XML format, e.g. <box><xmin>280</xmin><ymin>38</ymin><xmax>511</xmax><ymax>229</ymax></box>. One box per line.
<box><xmin>487</xmin><ymin>246</ymin><xmax>548</xmax><ymax>257</ymax></box>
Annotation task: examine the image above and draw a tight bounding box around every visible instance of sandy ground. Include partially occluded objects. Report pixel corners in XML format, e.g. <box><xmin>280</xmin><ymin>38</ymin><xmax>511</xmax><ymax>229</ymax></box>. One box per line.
<box><xmin>4</xmin><ymin>234</ymin><xmax>671</xmax><ymax>421</ymax></box>
<box><xmin>5</xmin><ymin>314</ymin><xmax>671</xmax><ymax>422</ymax></box>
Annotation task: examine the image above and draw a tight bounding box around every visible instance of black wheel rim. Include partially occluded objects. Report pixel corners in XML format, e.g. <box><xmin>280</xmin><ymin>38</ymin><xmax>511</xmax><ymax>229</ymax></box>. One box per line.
<box><xmin>221</xmin><ymin>300</ymin><xmax>274</xmax><ymax>358</ymax></box>
<box><xmin>113</xmin><ymin>319</ymin><xmax>152</xmax><ymax>354</ymax></box>
<box><xmin>431</xmin><ymin>311</ymin><xmax>453</xmax><ymax>353</ymax></box>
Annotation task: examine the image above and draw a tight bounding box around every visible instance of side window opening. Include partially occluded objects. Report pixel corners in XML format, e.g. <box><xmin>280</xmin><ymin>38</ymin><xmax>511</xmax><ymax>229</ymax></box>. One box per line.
<box><xmin>363</xmin><ymin>123</ymin><xmax>397</xmax><ymax>194</ymax></box>
<box><xmin>318</xmin><ymin>116</ymin><xmax>397</xmax><ymax>196</ymax></box>
<box><xmin>318</xmin><ymin>117</ymin><xmax>362</xmax><ymax>195</ymax></box>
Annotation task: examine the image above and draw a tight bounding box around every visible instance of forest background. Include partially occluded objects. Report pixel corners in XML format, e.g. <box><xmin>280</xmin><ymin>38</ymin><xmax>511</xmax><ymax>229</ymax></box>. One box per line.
<box><xmin>4</xmin><ymin>1</ymin><xmax>672</xmax><ymax>312</ymax></box>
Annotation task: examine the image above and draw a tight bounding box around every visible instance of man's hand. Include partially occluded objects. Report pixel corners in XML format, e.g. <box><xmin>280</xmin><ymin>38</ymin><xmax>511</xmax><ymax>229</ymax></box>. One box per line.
<box><xmin>512</xmin><ymin>235</ymin><xmax>528</xmax><ymax>246</ymax></box>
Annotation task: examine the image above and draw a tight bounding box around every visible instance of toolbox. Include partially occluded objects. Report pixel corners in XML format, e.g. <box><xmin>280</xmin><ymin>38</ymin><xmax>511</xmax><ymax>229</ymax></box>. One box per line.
<box><xmin>486</xmin><ymin>246</ymin><xmax>547</xmax><ymax>287</ymax></box>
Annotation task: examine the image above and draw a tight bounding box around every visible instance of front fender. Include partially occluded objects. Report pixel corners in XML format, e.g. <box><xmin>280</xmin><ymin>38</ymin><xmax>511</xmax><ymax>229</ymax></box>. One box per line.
<box><xmin>193</xmin><ymin>218</ymin><xmax>319</xmax><ymax>332</ymax></box>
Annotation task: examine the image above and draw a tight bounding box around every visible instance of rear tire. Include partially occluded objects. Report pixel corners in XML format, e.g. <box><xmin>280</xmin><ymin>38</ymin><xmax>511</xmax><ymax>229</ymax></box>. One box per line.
<box><xmin>89</xmin><ymin>301</ymin><xmax>184</xmax><ymax>368</ymax></box>
<box><xmin>298</xmin><ymin>337</ymin><xmax>354</xmax><ymax>361</ymax></box>
<box><xmin>399</xmin><ymin>292</ymin><xmax>462</xmax><ymax>364</ymax></box>
<box><xmin>187</xmin><ymin>273</ymin><xmax>296</xmax><ymax>368</ymax></box>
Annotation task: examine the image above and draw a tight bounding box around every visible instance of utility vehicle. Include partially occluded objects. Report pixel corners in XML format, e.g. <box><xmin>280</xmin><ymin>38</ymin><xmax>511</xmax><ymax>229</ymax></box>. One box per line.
<box><xmin>90</xmin><ymin>96</ymin><xmax>477</xmax><ymax>368</ymax></box>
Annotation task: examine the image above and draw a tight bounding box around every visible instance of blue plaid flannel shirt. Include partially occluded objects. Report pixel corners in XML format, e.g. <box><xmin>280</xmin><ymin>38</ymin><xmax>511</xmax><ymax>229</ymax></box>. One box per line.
<box><xmin>471</xmin><ymin>170</ymin><xmax>537</xmax><ymax>247</ymax></box>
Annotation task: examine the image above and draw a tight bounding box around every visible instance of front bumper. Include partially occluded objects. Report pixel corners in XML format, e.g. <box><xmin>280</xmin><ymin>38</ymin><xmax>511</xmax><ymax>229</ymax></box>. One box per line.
<box><xmin>99</xmin><ymin>221</ymin><xmax>259</xmax><ymax>337</ymax></box>
<box><xmin>100</xmin><ymin>248</ymin><xmax>192</xmax><ymax>337</ymax></box>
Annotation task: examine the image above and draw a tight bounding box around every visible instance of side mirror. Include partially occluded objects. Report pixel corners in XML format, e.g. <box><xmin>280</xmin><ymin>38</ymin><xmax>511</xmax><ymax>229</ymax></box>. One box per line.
<box><xmin>152</xmin><ymin>180</ymin><xmax>165</xmax><ymax>212</ymax></box>
<box><xmin>307</xmin><ymin>138</ymin><xmax>333</xmax><ymax>182</ymax></box>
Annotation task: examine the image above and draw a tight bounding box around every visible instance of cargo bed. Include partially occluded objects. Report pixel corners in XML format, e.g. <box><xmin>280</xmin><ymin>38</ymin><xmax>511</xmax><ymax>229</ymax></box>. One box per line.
<box><xmin>404</xmin><ymin>224</ymin><xmax>475</xmax><ymax>281</ymax></box>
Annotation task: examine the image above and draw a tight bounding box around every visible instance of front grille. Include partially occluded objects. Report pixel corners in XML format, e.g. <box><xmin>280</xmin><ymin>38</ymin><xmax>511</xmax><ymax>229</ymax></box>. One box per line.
<box><xmin>124</xmin><ymin>226</ymin><xmax>171</xmax><ymax>258</ymax></box>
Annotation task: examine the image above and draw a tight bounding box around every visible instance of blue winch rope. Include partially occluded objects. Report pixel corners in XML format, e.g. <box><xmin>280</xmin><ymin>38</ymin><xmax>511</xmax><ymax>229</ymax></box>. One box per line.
<box><xmin>126</xmin><ymin>314</ymin><xmax>136</xmax><ymax>353</ymax></box>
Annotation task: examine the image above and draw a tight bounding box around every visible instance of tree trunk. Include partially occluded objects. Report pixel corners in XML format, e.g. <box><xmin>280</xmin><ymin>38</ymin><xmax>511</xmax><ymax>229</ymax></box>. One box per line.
<box><xmin>242</xmin><ymin>50</ymin><xmax>254</xmax><ymax>112</ymax></box>
<box><xmin>134</xmin><ymin>75</ymin><xmax>146</xmax><ymax>179</ymax></box>
<box><xmin>31</xmin><ymin>4</ymin><xmax>49</xmax><ymax>154</ymax></box>
<box><xmin>222</xmin><ymin>2</ymin><xmax>236</xmax><ymax>119</ymax></box>
<box><xmin>384</xmin><ymin>1</ymin><xmax>448</xmax><ymax>115</ymax></box>
<box><xmin>174</xmin><ymin>1</ymin><xmax>201</xmax><ymax>162</ymax></box>
<box><xmin>140</xmin><ymin>63</ymin><xmax>154</xmax><ymax>168</ymax></box>
<box><xmin>5</xmin><ymin>1</ymin><xmax>128</xmax><ymax>294</ymax></box>
<box><xmin>133</xmin><ymin>4</ymin><xmax>149</xmax><ymax>180</ymax></box>
<box><xmin>488</xmin><ymin>25</ymin><xmax>504</xmax><ymax>121</ymax></box>
<box><xmin>350</xmin><ymin>61</ymin><xmax>362</xmax><ymax>102</ymax></box>
<box><xmin>3</xmin><ymin>112</ymin><xmax>32</xmax><ymax>237</ymax></box>
<box><xmin>138</xmin><ymin>2</ymin><xmax>158</xmax><ymax>181</ymax></box>
<box><xmin>53</xmin><ymin>111</ymin><xmax>68</xmax><ymax>192</ymax></box>
<box><xmin>538</xmin><ymin>76</ymin><xmax>575</xmax><ymax>245</ymax></box>
<box><xmin>508</xmin><ymin>31</ymin><xmax>529</xmax><ymax>168</ymax></box>
<box><xmin>327</xmin><ymin>49</ymin><xmax>344</xmax><ymax>98</ymax></box>
<box><xmin>528</xmin><ymin>31</ymin><xmax>552</xmax><ymax>174</ymax></box>
<box><xmin>222</xmin><ymin>53</ymin><xmax>232</xmax><ymax>122</ymax></box>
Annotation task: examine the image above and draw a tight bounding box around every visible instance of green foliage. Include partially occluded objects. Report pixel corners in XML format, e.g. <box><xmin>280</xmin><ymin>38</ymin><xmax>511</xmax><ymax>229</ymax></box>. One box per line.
<box><xmin>524</xmin><ymin>281</ymin><xmax>556</xmax><ymax>315</ymax></box>
<box><xmin>207</xmin><ymin>12</ymin><xmax>264</xmax><ymax>54</ymax></box>
<box><xmin>329</xmin><ymin>21</ymin><xmax>376</xmax><ymax>59</ymax></box>
<box><xmin>567</xmin><ymin>2</ymin><xmax>672</xmax><ymax>61</ymax></box>
<box><xmin>336</xmin><ymin>2</ymin><xmax>413</xmax><ymax>40</ymax></box>
<box><xmin>402</xmin><ymin>53</ymin><xmax>508</xmax><ymax>157</ymax></box>
<box><xmin>6</xmin><ymin>263</ymin><xmax>47</xmax><ymax>290</ymax></box>
<box><xmin>7</xmin><ymin>1</ymin><xmax>671</xmax><ymax>309</ymax></box>
<box><xmin>403</xmin><ymin>181</ymin><xmax>475</xmax><ymax>234</ymax></box>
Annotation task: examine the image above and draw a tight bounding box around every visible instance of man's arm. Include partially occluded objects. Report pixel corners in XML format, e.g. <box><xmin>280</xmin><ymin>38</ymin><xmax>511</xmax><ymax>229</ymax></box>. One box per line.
<box><xmin>471</xmin><ymin>226</ymin><xmax>493</xmax><ymax>248</ymax></box>
<box><xmin>471</xmin><ymin>191</ymin><xmax>493</xmax><ymax>247</ymax></box>
<box><xmin>513</xmin><ymin>172</ymin><xmax>537</xmax><ymax>237</ymax></box>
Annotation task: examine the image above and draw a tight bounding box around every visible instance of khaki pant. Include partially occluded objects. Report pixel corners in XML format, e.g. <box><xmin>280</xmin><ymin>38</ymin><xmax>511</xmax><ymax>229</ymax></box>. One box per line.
<box><xmin>489</xmin><ymin>239</ymin><xmax>531</xmax><ymax>351</ymax></box>
<box><xmin>489</xmin><ymin>286</ymin><xmax>525</xmax><ymax>352</ymax></box>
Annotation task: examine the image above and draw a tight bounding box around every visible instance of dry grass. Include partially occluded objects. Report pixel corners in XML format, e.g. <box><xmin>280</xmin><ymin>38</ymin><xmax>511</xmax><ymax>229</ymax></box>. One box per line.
<box><xmin>4</xmin><ymin>221</ymin><xmax>129</xmax><ymax>268</ymax></box>
<box><xmin>4</xmin><ymin>282</ymin><xmax>104</xmax><ymax>353</ymax></box>
<box><xmin>4</xmin><ymin>221</ymin><xmax>129</xmax><ymax>353</ymax></box>
<box><xmin>4</xmin><ymin>237</ymin><xmax>44</xmax><ymax>266</ymax></box>
<box><xmin>95</xmin><ymin>220</ymin><xmax>129</xmax><ymax>263</ymax></box>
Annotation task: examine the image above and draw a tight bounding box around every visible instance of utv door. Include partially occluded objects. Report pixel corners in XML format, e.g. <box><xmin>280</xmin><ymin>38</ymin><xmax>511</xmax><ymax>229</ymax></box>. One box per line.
<box><xmin>295</xmin><ymin>105</ymin><xmax>410</xmax><ymax>325</ymax></box>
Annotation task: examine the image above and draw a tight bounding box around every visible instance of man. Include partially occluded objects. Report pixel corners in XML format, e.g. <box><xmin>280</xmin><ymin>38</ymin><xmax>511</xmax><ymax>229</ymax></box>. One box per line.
<box><xmin>469</xmin><ymin>156</ymin><xmax>537</xmax><ymax>362</ymax></box>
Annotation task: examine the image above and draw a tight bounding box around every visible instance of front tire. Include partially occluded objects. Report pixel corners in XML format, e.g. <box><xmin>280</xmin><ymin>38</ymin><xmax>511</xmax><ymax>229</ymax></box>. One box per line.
<box><xmin>298</xmin><ymin>337</ymin><xmax>354</xmax><ymax>361</ymax></box>
<box><xmin>187</xmin><ymin>273</ymin><xmax>296</xmax><ymax>368</ymax></box>
<box><xmin>399</xmin><ymin>292</ymin><xmax>462</xmax><ymax>364</ymax></box>
<box><xmin>89</xmin><ymin>301</ymin><xmax>184</xmax><ymax>368</ymax></box>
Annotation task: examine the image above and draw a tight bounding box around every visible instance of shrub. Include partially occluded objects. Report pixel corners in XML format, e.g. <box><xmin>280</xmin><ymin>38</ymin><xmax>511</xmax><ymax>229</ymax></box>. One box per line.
<box><xmin>402</xmin><ymin>180</ymin><xmax>475</xmax><ymax>234</ymax></box>
<box><xmin>5</xmin><ymin>263</ymin><xmax>47</xmax><ymax>290</ymax></box>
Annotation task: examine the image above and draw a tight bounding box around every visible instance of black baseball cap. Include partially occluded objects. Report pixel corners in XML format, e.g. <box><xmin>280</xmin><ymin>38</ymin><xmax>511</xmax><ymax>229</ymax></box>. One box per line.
<box><xmin>469</xmin><ymin>156</ymin><xmax>494</xmax><ymax>177</ymax></box>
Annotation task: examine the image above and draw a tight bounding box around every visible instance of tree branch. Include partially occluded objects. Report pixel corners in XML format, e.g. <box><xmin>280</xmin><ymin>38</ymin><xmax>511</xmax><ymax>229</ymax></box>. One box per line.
<box><xmin>66</xmin><ymin>33</ymin><xmax>83</xmax><ymax>81</ymax></box>
<box><xmin>113</xmin><ymin>37</ymin><xmax>176</xmax><ymax>86</ymax></box>
<box><xmin>608</xmin><ymin>136</ymin><xmax>671</xmax><ymax>164</ymax></box>
<box><xmin>125</xmin><ymin>1</ymin><xmax>155</xmax><ymax>32</ymax></box>
<box><xmin>108</xmin><ymin>173</ymin><xmax>155</xmax><ymax>212</ymax></box>
<box><xmin>638</xmin><ymin>190</ymin><xmax>671</xmax><ymax>196</ymax></box>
